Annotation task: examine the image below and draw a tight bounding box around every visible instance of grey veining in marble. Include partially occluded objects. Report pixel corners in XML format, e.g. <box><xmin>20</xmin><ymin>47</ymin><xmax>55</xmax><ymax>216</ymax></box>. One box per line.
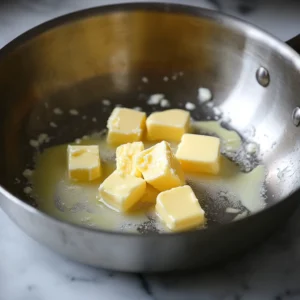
<box><xmin>1</xmin><ymin>1</ymin><xmax>300</xmax><ymax>300</ymax></box>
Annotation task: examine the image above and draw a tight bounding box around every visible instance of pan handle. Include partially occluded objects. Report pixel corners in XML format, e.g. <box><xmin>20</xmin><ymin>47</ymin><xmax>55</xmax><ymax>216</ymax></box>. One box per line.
<box><xmin>286</xmin><ymin>35</ymin><xmax>300</xmax><ymax>54</ymax></box>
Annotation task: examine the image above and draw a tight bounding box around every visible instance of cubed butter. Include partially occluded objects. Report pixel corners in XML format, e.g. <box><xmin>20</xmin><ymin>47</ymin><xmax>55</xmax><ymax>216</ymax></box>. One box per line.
<box><xmin>99</xmin><ymin>171</ymin><xmax>146</xmax><ymax>212</ymax></box>
<box><xmin>136</xmin><ymin>141</ymin><xmax>185</xmax><ymax>191</ymax></box>
<box><xmin>107</xmin><ymin>107</ymin><xmax>146</xmax><ymax>145</ymax></box>
<box><xmin>130</xmin><ymin>184</ymin><xmax>159</xmax><ymax>211</ymax></box>
<box><xmin>67</xmin><ymin>145</ymin><xmax>101</xmax><ymax>181</ymax></box>
<box><xmin>139</xmin><ymin>184</ymin><xmax>160</xmax><ymax>203</ymax></box>
<box><xmin>116</xmin><ymin>142</ymin><xmax>144</xmax><ymax>177</ymax></box>
<box><xmin>146</xmin><ymin>109</ymin><xmax>190</xmax><ymax>142</ymax></box>
<box><xmin>156</xmin><ymin>185</ymin><xmax>205</xmax><ymax>232</ymax></box>
<box><xmin>176</xmin><ymin>134</ymin><xmax>221</xmax><ymax>175</ymax></box>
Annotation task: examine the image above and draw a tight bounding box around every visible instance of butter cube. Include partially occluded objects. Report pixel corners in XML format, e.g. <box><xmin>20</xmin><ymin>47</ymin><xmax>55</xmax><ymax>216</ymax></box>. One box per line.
<box><xmin>68</xmin><ymin>145</ymin><xmax>101</xmax><ymax>181</ymax></box>
<box><xmin>176</xmin><ymin>134</ymin><xmax>221</xmax><ymax>175</ymax></box>
<box><xmin>136</xmin><ymin>141</ymin><xmax>185</xmax><ymax>191</ymax></box>
<box><xmin>146</xmin><ymin>109</ymin><xmax>190</xmax><ymax>142</ymax></box>
<box><xmin>140</xmin><ymin>184</ymin><xmax>160</xmax><ymax>204</ymax></box>
<box><xmin>130</xmin><ymin>184</ymin><xmax>159</xmax><ymax>211</ymax></box>
<box><xmin>99</xmin><ymin>171</ymin><xmax>146</xmax><ymax>212</ymax></box>
<box><xmin>116</xmin><ymin>142</ymin><xmax>144</xmax><ymax>177</ymax></box>
<box><xmin>156</xmin><ymin>185</ymin><xmax>205</xmax><ymax>232</ymax></box>
<box><xmin>107</xmin><ymin>107</ymin><xmax>146</xmax><ymax>145</ymax></box>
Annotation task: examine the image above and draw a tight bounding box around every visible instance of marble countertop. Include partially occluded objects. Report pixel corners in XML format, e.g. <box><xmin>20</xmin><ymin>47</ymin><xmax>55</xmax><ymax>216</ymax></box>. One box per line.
<box><xmin>1</xmin><ymin>1</ymin><xmax>300</xmax><ymax>299</ymax></box>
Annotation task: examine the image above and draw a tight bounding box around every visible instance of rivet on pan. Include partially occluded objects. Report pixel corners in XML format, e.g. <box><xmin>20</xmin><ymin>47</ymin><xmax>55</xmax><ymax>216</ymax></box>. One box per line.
<box><xmin>256</xmin><ymin>67</ymin><xmax>270</xmax><ymax>87</ymax></box>
<box><xmin>292</xmin><ymin>107</ymin><xmax>300</xmax><ymax>126</ymax></box>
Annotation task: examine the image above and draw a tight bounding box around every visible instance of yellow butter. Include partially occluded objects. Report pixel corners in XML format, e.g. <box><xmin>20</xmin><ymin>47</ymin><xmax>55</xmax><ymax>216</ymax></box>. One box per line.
<box><xmin>99</xmin><ymin>171</ymin><xmax>146</xmax><ymax>212</ymax></box>
<box><xmin>146</xmin><ymin>109</ymin><xmax>190</xmax><ymax>142</ymax></box>
<box><xmin>107</xmin><ymin>107</ymin><xmax>146</xmax><ymax>145</ymax></box>
<box><xmin>136</xmin><ymin>141</ymin><xmax>185</xmax><ymax>191</ymax></box>
<box><xmin>67</xmin><ymin>145</ymin><xmax>101</xmax><ymax>181</ymax></box>
<box><xmin>130</xmin><ymin>184</ymin><xmax>159</xmax><ymax>211</ymax></box>
<box><xmin>156</xmin><ymin>185</ymin><xmax>205</xmax><ymax>232</ymax></box>
<box><xmin>176</xmin><ymin>134</ymin><xmax>221</xmax><ymax>175</ymax></box>
<box><xmin>140</xmin><ymin>184</ymin><xmax>160</xmax><ymax>204</ymax></box>
<box><xmin>116</xmin><ymin>142</ymin><xmax>144</xmax><ymax>177</ymax></box>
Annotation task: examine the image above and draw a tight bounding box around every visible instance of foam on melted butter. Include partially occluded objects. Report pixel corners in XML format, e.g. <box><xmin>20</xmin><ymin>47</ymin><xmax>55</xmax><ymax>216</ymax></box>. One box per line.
<box><xmin>31</xmin><ymin>121</ymin><xmax>266</xmax><ymax>233</ymax></box>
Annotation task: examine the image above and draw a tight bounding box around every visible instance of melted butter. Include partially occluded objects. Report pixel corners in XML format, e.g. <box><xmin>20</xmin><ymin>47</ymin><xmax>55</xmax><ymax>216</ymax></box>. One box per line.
<box><xmin>31</xmin><ymin>139</ymin><xmax>151</xmax><ymax>232</ymax></box>
<box><xmin>192</xmin><ymin>121</ymin><xmax>242</xmax><ymax>151</ymax></box>
<box><xmin>31</xmin><ymin>122</ymin><xmax>266</xmax><ymax>233</ymax></box>
<box><xmin>186</xmin><ymin>157</ymin><xmax>265</xmax><ymax>214</ymax></box>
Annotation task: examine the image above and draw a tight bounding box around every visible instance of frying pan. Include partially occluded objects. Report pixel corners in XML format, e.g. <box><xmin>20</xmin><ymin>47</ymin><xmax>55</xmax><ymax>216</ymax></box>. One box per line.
<box><xmin>1</xmin><ymin>2</ymin><xmax>300</xmax><ymax>273</ymax></box>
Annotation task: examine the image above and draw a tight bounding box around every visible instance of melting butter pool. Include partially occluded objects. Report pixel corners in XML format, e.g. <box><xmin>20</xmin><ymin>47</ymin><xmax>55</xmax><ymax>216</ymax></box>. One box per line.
<box><xmin>29</xmin><ymin>121</ymin><xmax>266</xmax><ymax>233</ymax></box>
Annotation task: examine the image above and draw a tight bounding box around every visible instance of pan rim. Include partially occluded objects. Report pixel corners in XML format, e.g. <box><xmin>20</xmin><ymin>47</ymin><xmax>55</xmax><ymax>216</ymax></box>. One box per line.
<box><xmin>1</xmin><ymin>1</ymin><xmax>300</xmax><ymax>238</ymax></box>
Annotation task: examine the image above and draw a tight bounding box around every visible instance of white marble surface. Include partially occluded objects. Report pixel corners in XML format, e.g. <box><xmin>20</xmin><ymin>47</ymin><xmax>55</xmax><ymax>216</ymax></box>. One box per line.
<box><xmin>1</xmin><ymin>1</ymin><xmax>300</xmax><ymax>299</ymax></box>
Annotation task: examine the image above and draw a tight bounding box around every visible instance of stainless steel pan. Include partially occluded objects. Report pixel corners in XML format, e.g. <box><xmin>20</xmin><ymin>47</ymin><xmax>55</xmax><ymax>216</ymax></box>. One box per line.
<box><xmin>1</xmin><ymin>3</ymin><xmax>300</xmax><ymax>272</ymax></box>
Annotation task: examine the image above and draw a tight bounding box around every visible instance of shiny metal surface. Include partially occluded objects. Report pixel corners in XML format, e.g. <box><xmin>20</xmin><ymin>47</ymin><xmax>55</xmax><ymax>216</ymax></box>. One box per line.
<box><xmin>1</xmin><ymin>3</ymin><xmax>300</xmax><ymax>272</ymax></box>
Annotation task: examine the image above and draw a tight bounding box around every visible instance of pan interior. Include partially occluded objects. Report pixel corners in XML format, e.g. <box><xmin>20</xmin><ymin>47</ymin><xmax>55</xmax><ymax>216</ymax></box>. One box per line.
<box><xmin>0</xmin><ymin>70</ymin><xmax>269</xmax><ymax>233</ymax></box>
<box><xmin>0</xmin><ymin>6</ymin><xmax>300</xmax><ymax>233</ymax></box>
